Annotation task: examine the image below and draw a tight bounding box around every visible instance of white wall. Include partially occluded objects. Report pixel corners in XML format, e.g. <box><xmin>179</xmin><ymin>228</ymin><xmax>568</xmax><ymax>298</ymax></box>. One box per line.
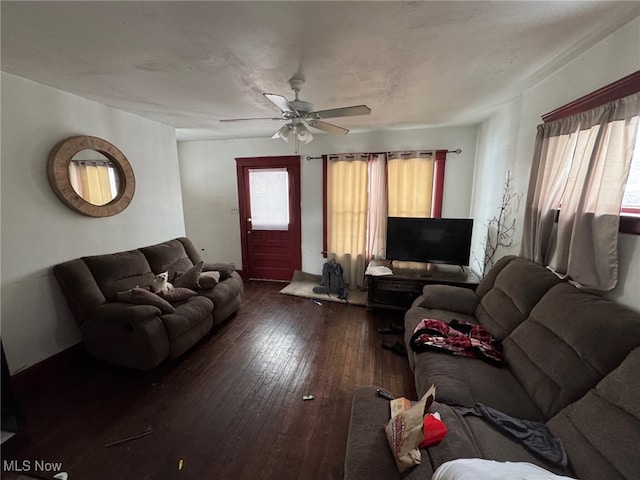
<box><xmin>0</xmin><ymin>73</ymin><xmax>187</xmax><ymax>373</ymax></box>
<box><xmin>469</xmin><ymin>98</ymin><xmax>524</xmax><ymax>274</ymax></box>
<box><xmin>178</xmin><ymin>125</ymin><xmax>478</xmax><ymax>276</ymax></box>
<box><xmin>472</xmin><ymin>16</ymin><xmax>640</xmax><ymax>311</ymax></box>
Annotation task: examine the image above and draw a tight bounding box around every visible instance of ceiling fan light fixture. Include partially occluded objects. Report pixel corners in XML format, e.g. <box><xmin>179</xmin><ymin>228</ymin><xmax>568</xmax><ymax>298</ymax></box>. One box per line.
<box><xmin>274</xmin><ymin>124</ymin><xmax>292</xmax><ymax>142</ymax></box>
<box><xmin>297</xmin><ymin>124</ymin><xmax>313</xmax><ymax>144</ymax></box>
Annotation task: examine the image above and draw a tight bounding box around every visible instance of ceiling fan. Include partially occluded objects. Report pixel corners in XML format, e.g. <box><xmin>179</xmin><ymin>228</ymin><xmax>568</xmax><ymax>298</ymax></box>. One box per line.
<box><xmin>220</xmin><ymin>76</ymin><xmax>371</xmax><ymax>148</ymax></box>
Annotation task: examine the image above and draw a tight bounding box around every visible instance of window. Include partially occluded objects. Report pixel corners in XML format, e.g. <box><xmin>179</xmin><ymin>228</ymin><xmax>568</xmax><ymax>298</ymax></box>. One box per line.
<box><xmin>248</xmin><ymin>168</ymin><xmax>290</xmax><ymax>230</ymax></box>
<box><xmin>541</xmin><ymin>69</ymin><xmax>640</xmax><ymax>235</ymax></box>
<box><xmin>621</xmin><ymin>128</ymin><xmax>640</xmax><ymax>215</ymax></box>
<box><xmin>523</xmin><ymin>90</ymin><xmax>639</xmax><ymax>290</ymax></box>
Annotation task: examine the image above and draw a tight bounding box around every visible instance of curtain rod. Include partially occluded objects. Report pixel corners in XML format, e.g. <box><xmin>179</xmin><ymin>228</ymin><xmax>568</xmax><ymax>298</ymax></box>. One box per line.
<box><xmin>305</xmin><ymin>149</ymin><xmax>461</xmax><ymax>161</ymax></box>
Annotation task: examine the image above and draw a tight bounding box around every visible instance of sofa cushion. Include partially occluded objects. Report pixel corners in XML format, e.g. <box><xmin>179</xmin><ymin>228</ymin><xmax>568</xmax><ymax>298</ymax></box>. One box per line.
<box><xmin>504</xmin><ymin>282</ymin><xmax>640</xmax><ymax>420</ymax></box>
<box><xmin>158</xmin><ymin>287</ymin><xmax>198</xmax><ymax>303</ymax></box>
<box><xmin>80</xmin><ymin>311</ymin><xmax>170</xmax><ymax>370</ymax></box>
<box><xmin>160</xmin><ymin>296</ymin><xmax>213</xmax><ymax>341</ymax></box>
<box><xmin>198</xmin><ymin>274</ymin><xmax>243</xmax><ymax>306</ymax></box>
<box><xmin>424</xmin><ymin>403</ymin><xmax>572</xmax><ymax>476</ymax></box>
<box><xmin>174</xmin><ymin>261</ymin><xmax>204</xmax><ymax>289</ymax></box>
<box><xmin>345</xmin><ymin>386</ymin><xmax>427</xmax><ymax>480</ymax></box>
<box><xmin>474</xmin><ymin>257</ymin><xmax>561</xmax><ymax>341</ymax></box>
<box><xmin>117</xmin><ymin>287</ymin><xmax>175</xmax><ymax>314</ymax></box>
<box><xmin>404</xmin><ymin>306</ymin><xmax>477</xmax><ymax>372</ymax></box>
<box><xmin>412</xmin><ymin>351</ymin><xmax>545</xmax><ymax>420</ymax></box>
<box><xmin>404</xmin><ymin>306</ymin><xmax>544</xmax><ymax>419</ymax></box>
<box><xmin>199</xmin><ymin>271</ymin><xmax>220</xmax><ymax>289</ymax></box>
<box><xmin>83</xmin><ymin>250</ymin><xmax>155</xmax><ymax>301</ymax></box>
<box><xmin>474</xmin><ymin>255</ymin><xmax>517</xmax><ymax>298</ymax></box>
<box><xmin>416</xmin><ymin>285</ymin><xmax>479</xmax><ymax>315</ymax></box>
<box><xmin>204</xmin><ymin>262</ymin><xmax>236</xmax><ymax>281</ymax></box>
<box><xmin>343</xmin><ymin>387</ymin><xmax>570</xmax><ymax>480</ymax></box>
<box><xmin>176</xmin><ymin>237</ymin><xmax>204</xmax><ymax>265</ymax></box>
<box><xmin>139</xmin><ymin>239</ymin><xmax>194</xmax><ymax>279</ymax></box>
<box><xmin>53</xmin><ymin>258</ymin><xmax>108</xmax><ymax>324</ymax></box>
<box><xmin>547</xmin><ymin>347</ymin><xmax>640</xmax><ymax>480</ymax></box>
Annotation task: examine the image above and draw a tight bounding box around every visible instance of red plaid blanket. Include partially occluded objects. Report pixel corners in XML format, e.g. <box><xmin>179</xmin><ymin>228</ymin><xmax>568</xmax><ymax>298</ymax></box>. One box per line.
<box><xmin>409</xmin><ymin>319</ymin><xmax>503</xmax><ymax>365</ymax></box>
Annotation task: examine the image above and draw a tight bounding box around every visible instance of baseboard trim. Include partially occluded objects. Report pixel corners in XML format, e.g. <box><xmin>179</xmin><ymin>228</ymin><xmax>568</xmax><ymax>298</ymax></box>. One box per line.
<box><xmin>10</xmin><ymin>342</ymin><xmax>86</xmax><ymax>395</ymax></box>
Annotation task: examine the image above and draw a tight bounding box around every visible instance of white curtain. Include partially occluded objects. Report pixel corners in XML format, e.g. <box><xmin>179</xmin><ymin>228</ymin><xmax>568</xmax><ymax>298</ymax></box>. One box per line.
<box><xmin>521</xmin><ymin>92</ymin><xmax>640</xmax><ymax>290</ymax></box>
<box><xmin>366</xmin><ymin>153</ymin><xmax>387</xmax><ymax>264</ymax></box>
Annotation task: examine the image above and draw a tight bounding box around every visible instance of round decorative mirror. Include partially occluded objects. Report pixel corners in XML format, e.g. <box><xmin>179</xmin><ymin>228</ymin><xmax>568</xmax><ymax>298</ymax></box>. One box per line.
<box><xmin>48</xmin><ymin>136</ymin><xmax>135</xmax><ymax>217</ymax></box>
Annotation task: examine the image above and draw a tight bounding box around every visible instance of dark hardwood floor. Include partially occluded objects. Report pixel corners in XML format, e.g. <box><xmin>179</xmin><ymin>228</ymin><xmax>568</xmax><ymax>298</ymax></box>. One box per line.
<box><xmin>2</xmin><ymin>281</ymin><xmax>415</xmax><ymax>480</ymax></box>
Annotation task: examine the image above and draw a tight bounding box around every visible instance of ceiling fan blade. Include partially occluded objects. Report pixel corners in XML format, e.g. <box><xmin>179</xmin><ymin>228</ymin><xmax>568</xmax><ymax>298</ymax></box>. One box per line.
<box><xmin>310</xmin><ymin>105</ymin><xmax>371</xmax><ymax>119</ymax></box>
<box><xmin>220</xmin><ymin>117</ymin><xmax>283</xmax><ymax>122</ymax></box>
<box><xmin>264</xmin><ymin>93</ymin><xmax>295</xmax><ymax>114</ymax></box>
<box><xmin>309</xmin><ymin>120</ymin><xmax>349</xmax><ymax>135</ymax></box>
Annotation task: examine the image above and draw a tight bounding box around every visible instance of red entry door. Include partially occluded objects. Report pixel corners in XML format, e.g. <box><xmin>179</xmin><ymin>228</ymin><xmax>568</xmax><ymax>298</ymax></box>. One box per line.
<box><xmin>236</xmin><ymin>156</ymin><xmax>302</xmax><ymax>281</ymax></box>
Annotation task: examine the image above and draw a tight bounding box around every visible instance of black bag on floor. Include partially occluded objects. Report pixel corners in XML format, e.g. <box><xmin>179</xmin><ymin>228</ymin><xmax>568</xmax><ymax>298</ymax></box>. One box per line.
<box><xmin>313</xmin><ymin>259</ymin><xmax>348</xmax><ymax>300</ymax></box>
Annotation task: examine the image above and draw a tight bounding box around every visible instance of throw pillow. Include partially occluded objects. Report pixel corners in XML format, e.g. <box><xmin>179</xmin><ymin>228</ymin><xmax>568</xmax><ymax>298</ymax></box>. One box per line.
<box><xmin>117</xmin><ymin>287</ymin><xmax>175</xmax><ymax>314</ymax></box>
<box><xmin>159</xmin><ymin>287</ymin><xmax>198</xmax><ymax>302</ymax></box>
<box><xmin>199</xmin><ymin>271</ymin><xmax>221</xmax><ymax>289</ymax></box>
<box><xmin>174</xmin><ymin>261</ymin><xmax>204</xmax><ymax>289</ymax></box>
<box><xmin>204</xmin><ymin>262</ymin><xmax>235</xmax><ymax>280</ymax></box>
<box><xmin>385</xmin><ymin>385</ymin><xmax>436</xmax><ymax>473</ymax></box>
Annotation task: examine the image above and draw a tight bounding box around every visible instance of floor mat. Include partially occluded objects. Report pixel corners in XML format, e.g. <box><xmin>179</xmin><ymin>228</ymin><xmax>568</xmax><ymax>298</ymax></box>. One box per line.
<box><xmin>279</xmin><ymin>270</ymin><xmax>368</xmax><ymax>306</ymax></box>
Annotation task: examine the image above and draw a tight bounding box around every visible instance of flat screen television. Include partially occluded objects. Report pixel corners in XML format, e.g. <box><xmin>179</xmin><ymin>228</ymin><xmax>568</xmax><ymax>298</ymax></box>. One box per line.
<box><xmin>386</xmin><ymin>217</ymin><xmax>473</xmax><ymax>266</ymax></box>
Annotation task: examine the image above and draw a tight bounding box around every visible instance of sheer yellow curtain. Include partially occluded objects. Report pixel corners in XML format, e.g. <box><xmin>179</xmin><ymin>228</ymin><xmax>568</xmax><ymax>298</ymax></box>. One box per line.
<box><xmin>387</xmin><ymin>152</ymin><xmax>435</xmax><ymax>217</ymax></box>
<box><xmin>327</xmin><ymin>154</ymin><xmax>368</xmax><ymax>287</ymax></box>
<box><xmin>69</xmin><ymin>162</ymin><xmax>115</xmax><ymax>206</ymax></box>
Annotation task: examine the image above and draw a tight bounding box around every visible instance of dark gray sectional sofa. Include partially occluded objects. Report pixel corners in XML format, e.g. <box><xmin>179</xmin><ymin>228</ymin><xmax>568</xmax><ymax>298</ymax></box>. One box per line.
<box><xmin>344</xmin><ymin>256</ymin><xmax>640</xmax><ymax>479</ymax></box>
<box><xmin>53</xmin><ymin>237</ymin><xmax>243</xmax><ymax>370</ymax></box>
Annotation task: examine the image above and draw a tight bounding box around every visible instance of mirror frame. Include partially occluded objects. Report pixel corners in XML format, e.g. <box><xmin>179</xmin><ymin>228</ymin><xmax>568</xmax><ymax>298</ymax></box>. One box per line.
<box><xmin>48</xmin><ymin>136</ymin><xmax>135</xmax><ymax>217</ymax></box>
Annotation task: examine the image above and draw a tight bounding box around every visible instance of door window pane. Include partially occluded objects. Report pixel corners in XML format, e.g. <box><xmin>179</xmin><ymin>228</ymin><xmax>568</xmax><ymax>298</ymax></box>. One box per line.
<box><xmin>249</xmin><ymin>168</ymin><xmax>289</xmax><ymax>230</ymax></box>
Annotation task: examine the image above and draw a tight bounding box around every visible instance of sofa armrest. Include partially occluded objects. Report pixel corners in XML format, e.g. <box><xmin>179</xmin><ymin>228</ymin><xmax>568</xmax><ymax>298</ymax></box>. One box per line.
<box><xmin>414</xmin><ymin>284</ymin><xmax>480</xmax><ymax>315</ymax></box>
<box><xmin>344</xmin><ymin>386</ymin><xmax>402</xmax><ymax>480</ymax></box>
<box><xmin>82</xmin><ymin>303</ymin><xmax>170</xmax><ymax>370</ymax></box>
<box><xmin>92</xmin><ymin>302</ymin><xmax>161</xmax><ymax>326</ymax></box>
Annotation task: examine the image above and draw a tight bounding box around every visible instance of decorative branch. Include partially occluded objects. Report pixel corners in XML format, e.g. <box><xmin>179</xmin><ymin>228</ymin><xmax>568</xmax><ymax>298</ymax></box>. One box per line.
<box><xmin>473</xmin><ymin>172</ymin><xmax>522</xmax><ymax>278</ymax></box>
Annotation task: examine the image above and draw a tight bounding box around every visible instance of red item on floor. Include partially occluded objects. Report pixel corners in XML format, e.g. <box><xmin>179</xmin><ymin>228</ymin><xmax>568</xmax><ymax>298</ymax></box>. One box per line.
<box><xmin>419</xmin><ymin>413</ymin><xmax>448</xmax><ymax>448</ymax></box>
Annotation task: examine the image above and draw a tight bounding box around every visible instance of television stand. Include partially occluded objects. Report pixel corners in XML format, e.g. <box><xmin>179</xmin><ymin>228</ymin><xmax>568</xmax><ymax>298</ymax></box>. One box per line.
<box><xmin>366</xmin><ymin>260</ymin><xmax>479</xmax><ymax>311</ymax></box>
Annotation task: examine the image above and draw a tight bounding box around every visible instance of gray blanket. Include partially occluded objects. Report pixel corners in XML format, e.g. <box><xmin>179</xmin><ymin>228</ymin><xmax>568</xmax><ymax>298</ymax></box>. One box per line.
<box><xmin>455</xmin><ymin>403</ymin><xmax>568</xmax><ymax>468</ymax></box>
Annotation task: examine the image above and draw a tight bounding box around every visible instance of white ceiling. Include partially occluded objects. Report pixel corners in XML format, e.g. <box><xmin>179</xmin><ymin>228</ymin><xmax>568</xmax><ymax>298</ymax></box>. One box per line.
<box><xmin>2</xmin><ymin>1</ymin><xmax>639</xmax><ymax>142</ymax></box>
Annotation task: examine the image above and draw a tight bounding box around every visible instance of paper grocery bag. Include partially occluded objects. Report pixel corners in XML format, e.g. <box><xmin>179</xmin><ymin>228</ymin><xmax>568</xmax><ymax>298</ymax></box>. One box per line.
<box><xmin>384</xmin><ymin>384</ymin><xmax>436</xmax><ymax>473</ymax></box>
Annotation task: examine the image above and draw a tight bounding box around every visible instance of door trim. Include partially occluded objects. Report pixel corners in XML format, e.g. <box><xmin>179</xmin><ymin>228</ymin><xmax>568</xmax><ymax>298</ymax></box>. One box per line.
<box><xmin>235</xmin><ymin>156</ymin><xmax>302</xmax><ymax>280</ymax></box>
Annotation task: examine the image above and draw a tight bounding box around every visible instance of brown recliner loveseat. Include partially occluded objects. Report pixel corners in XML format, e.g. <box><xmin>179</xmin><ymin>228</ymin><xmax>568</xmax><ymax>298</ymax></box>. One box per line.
<box><xmin>53</xmin><ymin>237</ymin><xmax>243</xmax><ymax>370</ymax></box>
